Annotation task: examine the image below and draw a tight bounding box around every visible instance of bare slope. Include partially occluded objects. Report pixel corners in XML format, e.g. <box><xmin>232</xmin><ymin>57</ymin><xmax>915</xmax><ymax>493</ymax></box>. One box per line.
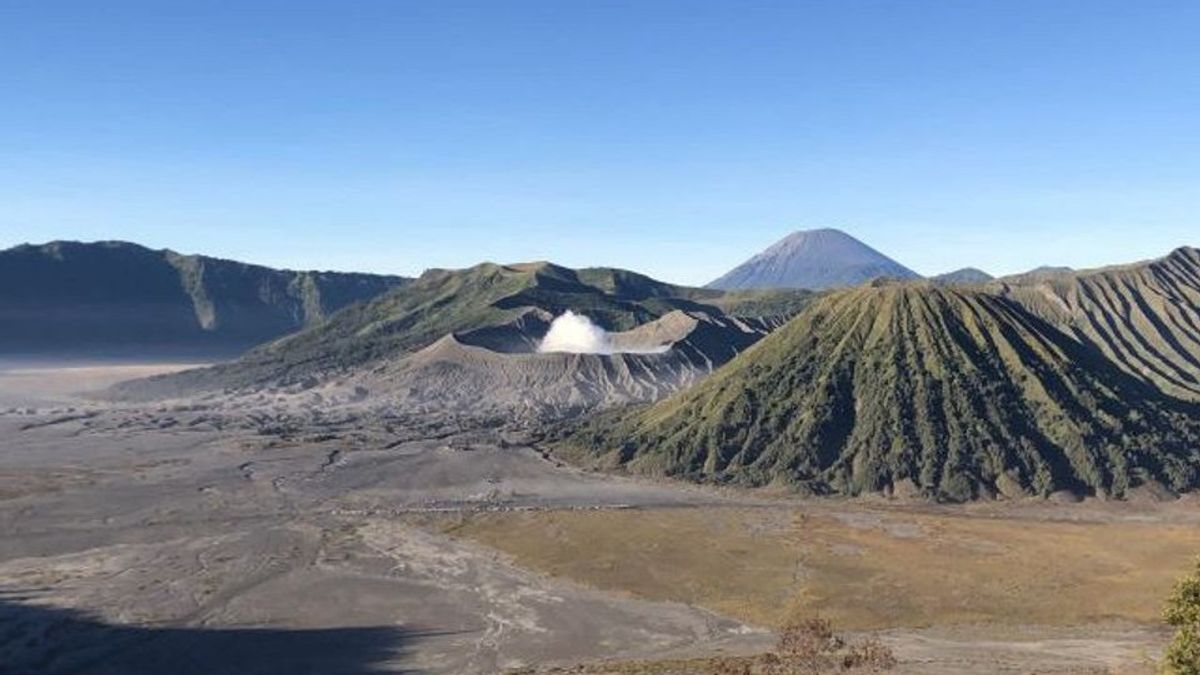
<box><xmin>995</xmin><ymin>246</ymin><xmax>1200</xmax><ymax>401</ymax></box>
<box><xmin>565</xmin><ymin>282</ymin><xmax>1200</xmax><ymax>500</ymax></box>
<box><xmin>338</xmin><ymin>311</ymin><xmax>784</xmax><ymax>419</ymax></box>
<box><xmin>707</xmin><ymin>228</ymin><xmax>920</xmax><ymax>291</ymax></box>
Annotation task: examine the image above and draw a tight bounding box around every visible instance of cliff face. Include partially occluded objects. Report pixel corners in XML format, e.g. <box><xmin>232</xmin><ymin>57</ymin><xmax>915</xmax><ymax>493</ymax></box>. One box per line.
<box><xmin>0</xmin><ymin>241</ymin><xmax>407</xmax><ymax>356</ymax></box>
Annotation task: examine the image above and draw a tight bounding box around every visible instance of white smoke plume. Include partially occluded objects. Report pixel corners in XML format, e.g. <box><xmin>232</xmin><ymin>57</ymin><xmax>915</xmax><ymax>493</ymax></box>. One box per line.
<box><xmin>538</xmin><ymin>311</ymin><xmax>612</xmax><ymax>354</ymax></box>
<box><xmin>537</xmin><ymin>311</ymin><xmax>672</xmax><ymax>355</ymax></box>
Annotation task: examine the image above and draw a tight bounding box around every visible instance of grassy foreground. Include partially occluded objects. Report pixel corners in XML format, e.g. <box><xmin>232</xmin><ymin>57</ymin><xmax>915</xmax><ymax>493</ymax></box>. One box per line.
<box><xmin>439</xmin><ymin>503</ymin><xmax>1200</xmax><ymax>631</ymax></box>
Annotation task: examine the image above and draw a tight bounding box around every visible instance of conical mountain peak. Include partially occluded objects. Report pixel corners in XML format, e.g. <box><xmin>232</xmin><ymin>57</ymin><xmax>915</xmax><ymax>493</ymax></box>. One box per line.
<box><xmin>707</xmin><ymin>228</ymin><xmax>920</xmax><ymax>291</ymax></box>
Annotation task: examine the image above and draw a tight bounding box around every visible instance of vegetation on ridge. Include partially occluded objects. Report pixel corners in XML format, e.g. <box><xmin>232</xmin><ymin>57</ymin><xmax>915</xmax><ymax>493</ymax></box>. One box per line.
<box><xmin>117</xmin><ymin>261</ymin><xmax>812</xmax><ymax>395</ymax></box>
<box><xmin>563</xmin><ymin>282</ymin><xmax>1200</xmax><ymax>501</ymax></box>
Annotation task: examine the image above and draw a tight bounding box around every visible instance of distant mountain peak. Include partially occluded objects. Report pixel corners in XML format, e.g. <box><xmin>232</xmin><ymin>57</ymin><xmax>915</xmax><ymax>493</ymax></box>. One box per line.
<box><xmin>932</xmin><ymin>267</ymin><xmax>994</xmax><ymax>285</ymax></box>
<box><xmin>997</xmin><ymin>265</ymin><xmax>1075</xmax><ymax>284</ymax></box>
<box><xmin>707</xmin><ymin>228</ymin><xmax>920</xmax><ymax>291</ymax></box>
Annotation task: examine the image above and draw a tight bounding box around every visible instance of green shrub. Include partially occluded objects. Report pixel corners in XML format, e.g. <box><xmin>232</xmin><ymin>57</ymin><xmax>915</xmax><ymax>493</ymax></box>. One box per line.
<box><xmin>1164</xmin><ymin>558</ymin><xmax>1200</xmax><ymax>674</ymax></box>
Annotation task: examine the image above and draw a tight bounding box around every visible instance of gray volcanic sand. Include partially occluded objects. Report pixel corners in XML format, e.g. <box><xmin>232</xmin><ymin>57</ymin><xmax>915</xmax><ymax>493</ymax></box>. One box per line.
<box><xmin>0</xmin><ymin>364</ymin><xmax>767</xmax><ymax>674</ymax></box>
<box><xmin>0</xmin><ymin>360</ymin><xmax>203</xmax><ymax>407</ymax></box>
<box><xmin>0</xmin><ymin>363</ymin><xmax>1180</xmax><ymax>674</ymax></box>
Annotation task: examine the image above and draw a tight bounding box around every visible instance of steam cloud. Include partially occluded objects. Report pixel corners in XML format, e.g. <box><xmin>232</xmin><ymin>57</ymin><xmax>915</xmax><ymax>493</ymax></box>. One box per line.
<box><xmin>537</xmin><ymin>311</ymin><xmax>671</xmax><ymax>355</ymax></box>
<box><xmin>538</xmin><ymin>311</ymin><xmax>613</xmax><ymax>354</ymax></box>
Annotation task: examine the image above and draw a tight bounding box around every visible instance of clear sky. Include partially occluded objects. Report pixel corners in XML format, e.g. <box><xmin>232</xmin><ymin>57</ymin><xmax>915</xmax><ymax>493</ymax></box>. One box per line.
<box><xmin>1</xmin><ymin>1</ymin><xmax>1197</xmax><ymax>284</ymax></box>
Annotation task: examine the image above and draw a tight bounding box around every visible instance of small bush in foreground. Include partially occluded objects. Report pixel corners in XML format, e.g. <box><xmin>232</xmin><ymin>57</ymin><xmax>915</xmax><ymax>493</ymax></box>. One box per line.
<box><xmin>758</xmin><ymin>618</ymin><xmax>895</xmax><ymax>674</ymax></box>
<box><xmin>1165</xmin><ymin>558</ymin><xmax>1200</xmax><ymax>675</ymax></box>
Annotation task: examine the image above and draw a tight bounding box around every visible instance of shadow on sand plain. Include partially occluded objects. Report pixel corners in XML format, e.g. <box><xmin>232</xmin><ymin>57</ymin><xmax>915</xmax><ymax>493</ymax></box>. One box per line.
<box><xmin>0</xmin><ymin>591</ymin><xmax>439</xmax><ymax>675</ymax></box>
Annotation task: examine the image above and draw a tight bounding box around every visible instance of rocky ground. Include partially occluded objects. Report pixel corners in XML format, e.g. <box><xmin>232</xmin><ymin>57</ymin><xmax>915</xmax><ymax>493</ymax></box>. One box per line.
<box><xmin>0</xmin><ymin>363</ymin><xmax>1190</xmax><ymax>674</ymax></box>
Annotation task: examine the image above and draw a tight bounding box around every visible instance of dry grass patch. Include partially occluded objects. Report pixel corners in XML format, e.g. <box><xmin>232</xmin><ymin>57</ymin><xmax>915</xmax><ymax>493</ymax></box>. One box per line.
<box><xmin>443</xmin><ymin>505</ymin><xmax>1200</xmax><ymax>631</ymax></box>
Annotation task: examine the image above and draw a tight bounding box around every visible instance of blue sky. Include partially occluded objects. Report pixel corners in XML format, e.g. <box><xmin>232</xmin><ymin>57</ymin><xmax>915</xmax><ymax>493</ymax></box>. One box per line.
<box><xmin>1</xmin><ymin>1</ymin><xmax>1197</xmax><ymax>284</ymax></box>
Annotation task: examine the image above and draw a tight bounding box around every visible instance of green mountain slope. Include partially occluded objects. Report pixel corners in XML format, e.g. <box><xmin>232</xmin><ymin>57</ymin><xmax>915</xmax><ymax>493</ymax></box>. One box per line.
<box><xmin>0</xmin><ymin>241</ymin><xmax>407</xmax><ymax>355</ymax></box>
<box><xmin>996</xmin><ymin>247</ymin><xmax>1200</xmax><ymax>401</ymax></box>
<box><xmin>564</xmin><ymin>282</ymin><xmax>1200</xmax><ymax>501</ymax></box>
<box><xmin>124</xmin><ymin>261</ymin><xmax>812</xmax><ymax>394</ymax></box>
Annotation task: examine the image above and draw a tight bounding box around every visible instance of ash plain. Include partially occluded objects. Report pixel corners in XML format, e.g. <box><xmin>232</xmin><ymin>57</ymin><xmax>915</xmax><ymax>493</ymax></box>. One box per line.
<box><xmin>0</xmin><ymin>361</ymin><xmax>1188</xmax><ymax>674</ymax></box>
